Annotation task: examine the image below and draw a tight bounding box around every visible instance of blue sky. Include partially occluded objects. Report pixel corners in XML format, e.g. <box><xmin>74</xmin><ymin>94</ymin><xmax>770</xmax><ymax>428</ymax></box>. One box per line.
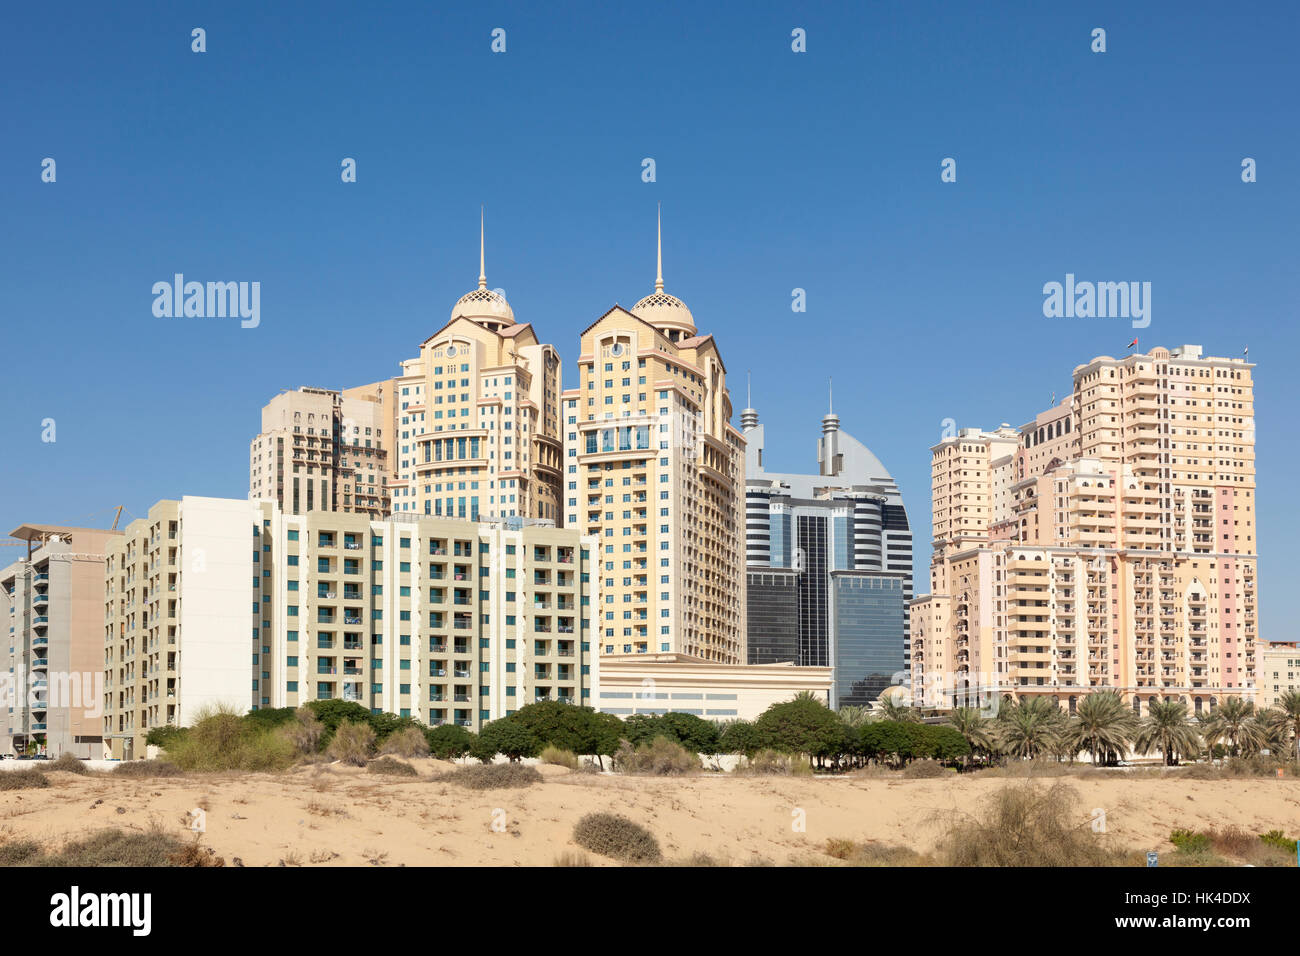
<box><xmin>2</xmin><ymin>2</ymin><xmax>1296</xmax><ymax>638</ymax></box>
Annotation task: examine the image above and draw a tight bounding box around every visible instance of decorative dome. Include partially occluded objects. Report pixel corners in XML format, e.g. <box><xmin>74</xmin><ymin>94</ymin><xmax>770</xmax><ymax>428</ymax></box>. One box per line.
<box><xmin>451</xmin><ymin>286</ymin><xmax>514</xmax><ymax>324</ymax></box>
<box><xmin>631</xmin><ymin>290</ymin><xmax>695</xmax><ymax>335</ymax></box>
<box><xmin>631</xmin><ymin>205</ymin><xmax>697</xmax><ymax>338</ymax></box>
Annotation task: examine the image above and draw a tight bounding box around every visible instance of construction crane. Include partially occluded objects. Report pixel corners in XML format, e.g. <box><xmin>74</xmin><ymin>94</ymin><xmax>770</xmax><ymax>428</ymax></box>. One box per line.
<box><xmin>110</xmin><ymin>506</ymin><xmax>124</xmax><ymax>531</ymax></box>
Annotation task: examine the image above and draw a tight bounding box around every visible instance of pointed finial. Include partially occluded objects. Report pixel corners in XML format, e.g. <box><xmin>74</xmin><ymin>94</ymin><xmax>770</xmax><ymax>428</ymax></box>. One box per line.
<box><xmin>655</xmin><ymin>203</ymin><xmax>664</xmax><ymax>293</ymax></box>
<box><xmin>478</xmin><ymin>206</ymin><xmax>487</xmax><ymax>290</ymax></box>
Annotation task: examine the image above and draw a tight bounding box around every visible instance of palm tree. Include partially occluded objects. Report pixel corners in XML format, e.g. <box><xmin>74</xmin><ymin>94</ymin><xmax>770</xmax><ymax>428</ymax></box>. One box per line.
<box><xmin>1274</xmin><ymin>690</ymin><xmax>1300</xmax><ymax>762</ymax></box>
<box><xmin>837</xmin><ymin>705</ymin><xmax>871</xmax><ymax>729</ymax></box>
<box><xmin>1134</xmin><ymin>698</ymin><xmax>1200</xmax><ymax>766</ymax></box>
<box><xmin>1254</xmin><ymin>708</ymin><xmax>1288</xmax><ymax>757</ymax></box>
<box><xmin>1202</xmin><ymin>697</ymin><xmax>1264</xmax><ymax>758</ymax></box>
<box><xmin>947</xmin><ymin>706</ymin><xmax>994</xmax><ymax>767</ymax></box>
<box><xmin>1066</xmin><ymin>692</ymin><xmax>1138</xmax><ymax>766</ymax></box>
<box><xmin>876</xmin><ymin>691</ymin><xmax>922</xmax><ymax>723</ymax></box>
<box><xmin>996</xmin><ymin>696</ymin><xmax>1065</xmax><ymax>760</ymax></box>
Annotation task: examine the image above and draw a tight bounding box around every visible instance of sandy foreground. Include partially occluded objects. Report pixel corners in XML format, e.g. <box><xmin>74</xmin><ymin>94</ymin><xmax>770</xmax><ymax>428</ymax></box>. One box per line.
<box><xmin>2</xmin><ymin>762</ymin><xmax>1299</xmax><ymax>866</ymax></box>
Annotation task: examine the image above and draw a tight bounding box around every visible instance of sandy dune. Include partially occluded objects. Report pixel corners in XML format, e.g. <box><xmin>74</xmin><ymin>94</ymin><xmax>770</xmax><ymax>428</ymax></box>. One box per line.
<box><xmin>2</xmin><ymin>762</ymin><xmax>1298</xmax><ymax>866</ymax></box>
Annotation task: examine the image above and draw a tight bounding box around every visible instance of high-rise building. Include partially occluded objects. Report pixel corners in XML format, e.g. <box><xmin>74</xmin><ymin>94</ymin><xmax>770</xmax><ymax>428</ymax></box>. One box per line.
<box><xmin>104</xmin><ymin>498</ymin><xmax>263</xmax><ymax>759</ymax></box>
<box><xmin>103</xmin><ymin>496</ymin><xmax>598</xmax><ymax>758</ymax></box>
<box><xmin>2</xmin><ymin>524</ymin><xmax>120</xmax><ymax>758</ymax></box>
<box><xmin>912</xmin><ymin>344</ymin><xmax>1258</xmax><ymax>717</ymax></box>
<box><xmin>562</xmin><ymin>211</ymin><xmax>746</xmax><ymax>663</ymax></box>
<box><xmin>249</xmin><ymin>384</ymin><xmax>395</xmax><ymax>517</ymax></box>
<box><xmin>385</xmin><ymin>215</ymin><xmax>564</xmax><ymax>523</ymax></box>
<box><xmin>742</xmin><ymin>395</ymin><xmax>913</xmax><ymax>706</ymax></box>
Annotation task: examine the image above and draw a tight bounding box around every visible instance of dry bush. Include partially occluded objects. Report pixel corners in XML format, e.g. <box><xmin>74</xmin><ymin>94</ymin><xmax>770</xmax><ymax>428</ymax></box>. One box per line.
<box><xmin>824</xmin><ymin>837</ymin><xmax>856</xmax><ymax>859</ymax></box>
<box><xmin>367</xmin><ymin>756</ymin><xmax>418</xmax><ymax>777</ymax></box>
<box><xmin>978</xmin><ymin>759</ymin><xmax>1076</xmax><ymax>779</ymax></box>
<box><xmin>612</xmin><ymin>737</ymin><xmax>700</xmax><ymax>776</ymax></box>
<box><xmin>112</xmin><ymin>760</ymin><xmax>182</xmax><ymax>778</ymax></box>
<box><xmin>0</xmin><ymin>768</ymin><xmax>49</xmax><ymax>790</ymax></box>
<box><xmin>903</xmin><ymin>759</ymin><xmax>948</xmax><ymax>779</ymax></box>
<box><xmin>284</xmin><ymin>706</ymin><xmax>325</xmax><ymax>755</ymax></box>
<box><xmin>37</xmin><ymin>826</ymin><xmax>190</xmax><ymax>867</ymax></box>
<box><xmin>379</xmin><ymin>726</ymin><xmax>430</xmax><ymax>759</ymax></box>
<box><xmin>434</xmin><ymin>763</ymin><xmax>543</xmax><ymax>790</ymax></box>
<box><xmin>572</xmin><ymin>812</ymin><xmax>662</xmax><ymax>864</ymax></box>
<box><xmin>167</xmin><ymin>840</ymin><xmax>226</xmax><ymax>867</ymax></box>
<box><xmin>327</xmin><ymin>720</ymin><xmax>376</xmax><ymax>767</ymax></box>
<box><xmin>938</xmin><ymin>782</ymin><xmax>1129</xmax><ymax>867</ymax></box>
<box><xmin>539</xmin><ymin>746</ymin><xmax>579</xmax><ymax>770</ymax></box>
<box><xmin>0</xmin><ymin>839</ymin><xmax>43</xmax><ymax>865</ymax></box>
<box><xmin>50</xmin><ymin>753</ymin><xmax>88</xmax><ymax>775</ymax></box>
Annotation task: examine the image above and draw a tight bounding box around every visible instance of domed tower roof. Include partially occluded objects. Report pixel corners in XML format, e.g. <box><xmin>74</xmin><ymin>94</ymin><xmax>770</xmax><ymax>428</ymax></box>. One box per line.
<box><xmin>630</xmin><ymin>206</ymin><xmax>696</xmax><ymax>340</ymax></box>
<box><xmin>450</xmin><ymin>208</ymin><xmax>515</xmax><ymax>327</ymax></box>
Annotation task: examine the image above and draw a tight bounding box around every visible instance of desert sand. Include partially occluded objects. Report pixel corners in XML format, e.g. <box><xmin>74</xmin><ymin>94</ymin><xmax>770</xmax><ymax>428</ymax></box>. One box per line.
<box><xmin>3</xmin><ymin>762</ymin><xmax>1299</xmax><ymax>866</ymax></box>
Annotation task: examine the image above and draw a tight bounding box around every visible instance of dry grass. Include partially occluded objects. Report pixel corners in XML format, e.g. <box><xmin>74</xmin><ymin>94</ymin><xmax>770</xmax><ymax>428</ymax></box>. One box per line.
<box><xmin>326</xmin><ymin>721</ymin><xmax>375</xmax><ymax>767</ymax></box>
<box><xmin>367</xmin><ymin>756</ymin><xmax>418</xmax><ymax>777</ymax></box>
<box><xmin>612</xmin><ymin>737</ymin><xmax>700</xmax><ymax>775</ymax></box>
<box><xmin>112</xmin><ymin>760</ymin><xmax>183</xmax><ymax>778</ymax></box>
<box><xmin>0</xmin><ymin>768</ymin><xmax>49</xmax><ymax>790</ymax></box>
<box><xmin>0</xmin><ymin>825</ymin><xmax>221</xmax><ymax>867</ymax></box>
<box><xmin>434</xmin><ymin>763</ymin><xmax>543</xmax><ymax>790</ymax></box>
<box><xmin>539</xmin><ymin>746</ymin><xmax>580</xmax><ymax>770</ymax></box>
<box><xmin>572</xmin><ymin>812</ymin><xmax>662</xmax><ymax>863</ymax></box>
<box><xmin>49</xmin><ymin>753</ymin><xmax>88</xmax><ymax>775</ymax></box>
<box><xmin>379</xmin><ymin>727</ymin><xmax>429</xmax><ymax>759</ymax></box>
<box><xmin>937</xmin><ymin>781</ymin><xmax>1130</xmax><ymax>866</ymax></box>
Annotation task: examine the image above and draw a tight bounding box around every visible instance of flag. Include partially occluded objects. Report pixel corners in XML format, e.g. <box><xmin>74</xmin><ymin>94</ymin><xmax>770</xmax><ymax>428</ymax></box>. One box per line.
<box><xmin>1128</xmin><ymin>337</ymin><xmax>1139</xmax><ymax>350</ymax></box>
<box><xmin>1244</xmin><ymin>346</ymin><xmax>1249</xmax><ymax>358</ymax></box>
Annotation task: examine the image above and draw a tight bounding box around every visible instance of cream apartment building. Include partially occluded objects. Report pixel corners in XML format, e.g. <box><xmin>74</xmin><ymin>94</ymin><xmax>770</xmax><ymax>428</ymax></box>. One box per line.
<box><xmin>3</xmin><ymin>524</ymin><xmax>120</xmax><ymax>758</ymax></box>
<box><xmin>562</xmin><ymin>216</ymin><xmax>746</xmax><ymax>664</ymax></box>
<box><xmin>385</xmin><ymin>236</ymin><xmax>564</xmax><ymax>523</ymax></box>
<box><xmin>912</xmin><ymin>345</ymin><xmax>1258</xmax><ymax>716</ymax></box>
<box><xmin>104</xmin><ymin>498</ymin><xmax>262</xmax><ymax>759</ymax></box>
<box><xmin>249</xmin><ymin>384</ymin><xmax>394</xmax><ymax>516</ymax></box>
<box><xmin>104</xmin><ymin>496</ymin><xmax>599</xmax><ymax>757</ymax></box>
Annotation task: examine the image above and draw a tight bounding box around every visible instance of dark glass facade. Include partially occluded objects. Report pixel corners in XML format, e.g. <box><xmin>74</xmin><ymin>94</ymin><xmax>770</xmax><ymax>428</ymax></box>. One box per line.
<box><xmin>746</xmin><ymin>570</ymin><xmax>799</xmax><ymax>664</ymax></box>
<box><xmin>832</xmin><ymin>573</ymin><xmax>905</xmax><ymax>707</ymax></box>
<box><xmin>797</xmin><ymin>515</ymin><xmax>829</xmax><ymax>667</ymax></box>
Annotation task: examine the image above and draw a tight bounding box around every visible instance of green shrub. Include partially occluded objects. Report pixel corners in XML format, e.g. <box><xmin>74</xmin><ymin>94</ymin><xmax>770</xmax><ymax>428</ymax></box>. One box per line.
<box><xmin>434</xmin><ymin>763</ymin><xmax>543</xmax><ymax>790</ymax></box>
<box><xmin>1260</xmin><ymin>830</ymin><xmax>1298</xmax><ymax>853</ymax></box>
<box><xmin>145</xmin><ymin>724</ymin><xmax>188</xmax><ymax>749</ymax></box>
<box><xmin>572</xmin><ymin>812</ymin><xmax>662</xmax><ymax>863</ymax></box>
<box><xmin>50</xmin><ymin>753</ymin><xmax>88</xmax><ymax>775</ymax></box>
<box><xmin>1170</xmin><ymin>828</ymin><xmax>1212</xmax><ymax>854</ymax></box>
<box><xmin>540</xmin><ymin>746</ymin><xmax>580</xmax><ymax>770</ymax></box>
<box><xmin>612</xmin><ymin>737</ymin><xmax>700</xmax><ymax>775</ymax></box>
<box><xmin>113</xmin><ymin>759</ymin><xmax>183</xmax><ymax>778</ymax></box>
<box><xmin>367</xmin><ymin>756</ymin><xmax>418</xmax><ymax>777</ymax></box>
<box><xmin>0</xmin><ymin>769</ymin><xmax>49</xmax><ymax>790</ymax></box>
<box><xmin>327</xmin><ymin>720</ymin><xmax>376</xmax><ymax>767</ymax></box>
<box><xmin>718</xmin><ymin>719</ymin><xmax>762</xmax><ymax>756</ymax></box>
<box><xmin>162</xmin><ymin>705</ymin><xmax>296</xmax><ymax>772</ymax></box>
<box><xmin>473</xmin><ymin>719</ymin><xmax>541</xmax><ymax>763</ymax></box>
<box><xmin>425</xmin><ymin>723</ymin><xmax>476</xmax><ymax>760</ymax></box>
<box><xmin>379</xmin><ymin>726</ymin><xmax>430</xmax><ymax>758</ymax></box>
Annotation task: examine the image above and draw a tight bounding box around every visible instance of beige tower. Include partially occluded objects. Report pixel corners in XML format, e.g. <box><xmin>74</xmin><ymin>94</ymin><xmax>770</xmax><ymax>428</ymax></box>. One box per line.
<box><xmin>912</xmin><ymin>345</ymin><xmax>1258</xmax><ymax>716</ymax></box>
<box><xmin>562</xmin><ymin>210</ymin><xmax>746</xmax><ymax>663</ymax></box>
<box><xmin>388</xmin><ymin>212</ymin><xmax>563</xmax><ymax>523</ymax></box>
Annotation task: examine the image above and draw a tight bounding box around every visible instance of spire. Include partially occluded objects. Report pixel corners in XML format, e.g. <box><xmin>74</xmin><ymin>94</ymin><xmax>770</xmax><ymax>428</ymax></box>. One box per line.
<box><xmin>821</xmin><ymin>377</ymin><xmax>840</xmax><ymax>439</ymax></box>
<box><xmin>828</xmin><ymin>377</ymin><xmax>833</xmax><ymax>415</ymax></box>
<box><xmin>655</xmin><ymin>203</ymin><xmax>664</xmax><ymax>293</ymax></box>
<box><xmin>740</xmin><ymin>369</ymin><xmax>758</xmax><ymax>430</ymax></box>
<box><xmin>478</xmin><ymin>206</ymin><xmax>487</xmax><ymax>290</ymax></box>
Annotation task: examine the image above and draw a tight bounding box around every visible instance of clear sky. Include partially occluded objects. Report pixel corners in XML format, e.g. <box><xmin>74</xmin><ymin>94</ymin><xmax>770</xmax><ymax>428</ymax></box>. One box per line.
<box><xmin>2</xmin><ymin>2</ymin><xmax>1295</xmax><ymax>638</ymax></box>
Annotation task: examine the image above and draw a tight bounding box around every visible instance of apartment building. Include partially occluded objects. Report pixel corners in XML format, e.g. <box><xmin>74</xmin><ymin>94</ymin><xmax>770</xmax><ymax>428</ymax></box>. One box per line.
<box><xmin>562</xmin><ymin>214</ymin><xmax>746</xmax><ymax>664</ymax></box>
<box><xmin>104</xmin><ymin>498</ymin><xmax>262</xmax><ymax>759</ymax></box>
<box><xmin>2</xmin><ymin>524</ymin><xmax>120</xmax><ymax>758</ymax></box>
<box><xmin>912</xmin><ymin>345</ymin><xmax>1258</xmax><ymax>716</ymax></box>
<box><xmin>104</xmin><ymin>497</ymin><xmax>599</xmax><ymax>755</ymax></box>
<box><xmin>249</xmin><ymin>384</ymin><xmax>394</xmax><ymax>516</ymax></box>
<box><xmin>387</xmin><ymin>222</ymin><xmax>563</xmax><ymax>524</ymax></box>
<box><xmin>256</xmin><ymin>512</ymin><xmax>597</xmax><ymax>727</ymax></box>
<box><xmin>742</xmin><ymin>399</ymin><xmax>912</xmax><ymax>706</ymax></box>
<box><xmin>1256</xmin><ymin>641</ymin><xmax>1298</xmax><ymax>712</ymax></box>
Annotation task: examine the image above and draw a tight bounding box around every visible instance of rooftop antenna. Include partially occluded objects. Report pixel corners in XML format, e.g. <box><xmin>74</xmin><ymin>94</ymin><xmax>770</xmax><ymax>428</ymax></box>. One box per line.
<box><xmin>655</xmin><ymin>203</ymin><xmax>664</xmax><ymax>293</ymax></box>
<box><xmin>478</xmin><ymin>205</ymin><xmax>487</xmax><ymax>290</ymax></box>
